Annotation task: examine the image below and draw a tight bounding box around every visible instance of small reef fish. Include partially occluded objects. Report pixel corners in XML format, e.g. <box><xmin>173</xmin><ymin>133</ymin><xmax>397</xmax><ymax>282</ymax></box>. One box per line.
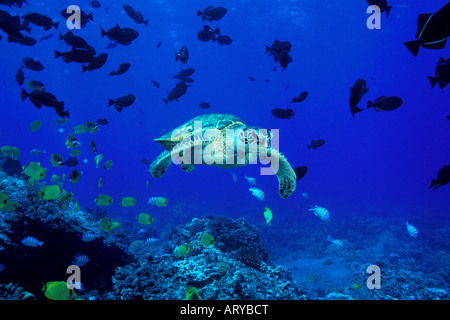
<box><xmin>81</xmin><ymin>232</ymin><xmax>97</xmax><ymax>242</ymax></box>
<box><xmin>185</xmin><ymin>286</ymin><xmax>200</xmax><ymax>300</ymax></box>
<box><xmin>199</xmin><ymin>232</ymin><xmax>215</xmax><ymax>247</ymax></box>
<box><xmin>43</xmin><ymin>281</ymin><xmax>77</xmax><ymax>300</ymax></box>
<box><xmin>21</xmin><ymin>236</ymin><xmax>44</xmax><ymax>247</ymax></box>
<box><xmin>137</xmin><ymin>213</ymin><xmax>154</xmax><ymax>225</ymax></box>
<box><xmin>120</xmin><ymin>197</ymin><xmax>136</xmax><ymax>207</ymax></box>
<box><xmin>244</xmin><ymin>176</ymin><xmax>257</xmax><ymax>186</ymax></box>
<box><xmin>29</xmin><ymin>149</ymin><xmax>46</xmax><ymax>156</ymax></box>
<box><xmin>175</xmin><ymin>244</ymin><xmax>190</xmax><ymax>257</ymax></box>
<box><xmin>29</xmin><ymin>121</ymin><xmax>42</xmax><ymax>132</ymax></box>
<box><xmin>95</xmin><ymin>194</ymin><xmax>114</xmax><ymax>206</ymax></box>
<box><xmin>231</xmin><ymin>172</ymin><xmax>237</xmax><ymax>184</ymax></box>
<box><xmin>249</xmin><ymin>187</ymin><xmax>265</xmax><ymax>201</ymax></box>
<box><xmin>72</xmin><ymin>253</ymin><xmax>90</xmax><ymax>266</ymax></box>
<box><xmin>94</xmin><ymin>154</ymin><xmax>104</xmax><ymax>168</ymax></box>
<box><xmin>327</xmin><ymin>235</ymin><xmax>345</xmax><ymax>250</ymax></box>
<box><xmin>264</xmin><ymin>207</ymin><xmax>273</xmax><ymax>226</ymax></box>
<box><xmin>309</xmin><ymin>205</ymin><xmax>331</xmax><ymax>221</ymax></box>
<box><xmin>406</xmin><ymin>221</ymin><xmax>419</xmax><ymax>238</ymax></box>
<box><xmin>148</xmin><ymin>197</ymin><xmax>168</xmax><ymax>207</ymax></box>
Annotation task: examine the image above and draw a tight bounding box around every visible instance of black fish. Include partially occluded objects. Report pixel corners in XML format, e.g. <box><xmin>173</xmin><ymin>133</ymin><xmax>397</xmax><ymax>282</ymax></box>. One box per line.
<box><xmin>123</xmin><ymin>4</ymin><xmax>148</xmax><ymax>26</ymax></box>
<box><xmin>366</xmin><ymin>0</ymin><xmax>392</xmax><ymax>17</ymax></box>
<box><xmin>22</xmin><ymin>57</ymin><xmax>43</xmax><ymax>71</ymax></box>
<box><xmin>197</xmin><ymin>6</ymin><xmax>227</xmax><ymax>22</ymax></box>
<box><xmin>430</xmin><ymin>164</ymin><xmax>450</xmax><ymax>190</ymax></box>
<box><xmin>404</xmin><ymin>2</ymin><xmax>450</xmax><ymax>57</ymax></box>
<box><xmin>278</xmin><ymin>52</ymin><xmax>293</xmax><ymax>71</ymax></box>
<box><xmin>89</xmin><ymin>0</ymin><xmax>101</xmax><ymax>9</ymax></box>
<box><xmin>293</xmin><ymin>166</ymin><xmax>308</xmax><ymax>181</ymax></box>
<box><xmin>156</xmin><ymin>41</ymin><xmax>162</xmax><ymax>48</ymax></box>
<box><xmin>96</xmin><ymin>118</ymin><xmax>109</xmax><ymax>125</ymax></box>
<box><xmin>54</xmin><ymin>49</ymin><xmax>95</xmax><ymax>64</ymax></box>
<box><xmin>141</xmin><ymin>158</ymin><xmax>151</xmax><ymax>165</ymax></box>
<box><xmin>199</xmin><ymin>101</ymin><xmax>211</xmax><ymax>109</ymax></box>
<box><xmin>21</xmin><ymin>89</ymin><xmax>69</xmax><ymax>118</ymax></box>
<box><xmin>266</xmin><ymin>40</ymin><xmax>292</xmax><ymax>59</ymax></box>
<box><xmin>429</xmin><ymin>57</ymin><xmax>450</xmax><ymax>89</ymax></box>
<box><xmin>349</xmin><ymin>79</ymin><xmax>368</xmax><ymax>117</ymax></box>
<box><xmin>216</xmin><ymin>34</ymin><xmax>232</xmax><ymax>46</ymax></box>
<box><xmin>0</xmin><ymin>9</ymin><xmax>26</xmax><ymax>40</ymax></box>
<box><xmin>15</xmin><ymin>67</ymin><xmax>24</xmax><ymax>85</ymax></box>
<box><xmin>177</xmin><ymin>68</ymin><xmax>195</xmax><ymax>77</ymax></box>
<box><xmin>175</xmin><ymin>46</ymin><xmax>189</xmax><ymax>64</ymax></box>
<box><xmin>60</xmin><ymin>8</ymin><xmax>93</xmax><ymax>29</ymax></box>
<box><xmin>173</xmin><ymin>74</ymin><xmax>194</xmax><ymax>83</ymax></box>
<box><xmin>162</xmin><ymin>81</ymin><xmax>191</xmax><ymax>104</ymax></box>
<box><xmin>59</xmin><ymin>31</ymin><xmax>95</xmax><ymax>54</ymax></box>
<box><xmin>108</xmin><ymin>94</ymin><xmax>136</xmax><ymax>112</ymax></box>
<box><xmin>22</xmin><ymin>13</ymin><xmax>58</xmax><ymax>31</ymax></box>
<box><xmin>64</xmin><ymin>157</ymin><xmax>79</xmax><ymax>167</ymax></box>
<box><xmin>367</xmin><ymin>96</ymin><xmax>403</xmax><ymax>111</ymax></box>
<box><xmin>109</xmin><ymin>62</ymin><xmax>130</xmax><ymax>76</ymax></box>
<box><xmin>197</xmin><ymin>25</ymin><xmax>219</xmax><ymax>42</ymax></box>
<box><xmin>151</xmin><ymin>80</ymin><xmax>160</xmax><ymax>88</ymax></box>
<box><xmin>291</xmin><ymin>91</ymin><xmax>308</xmax><ymax>103</ymax></box>
<box><xmin>82</xmin><ymin>53</ymin><xmax>107</xmax><ymax>72</ymax></box>
<box><xmin>271</xmin><ymin>108</ymin><xmax>295</xmax><ymax>119</ymax></box>
<box><xmin>307</xmin><ymin>139</ymin><xmax>325</xmax><ymax>150</ymax></box>
<box><xmin>100</xmin><ymin>24</ymin><xmax>139</xmax><ymax>45</ymax></box>
<box><xmin>7</xmin><ymin>34</ymin><xmax>36</xmax><ymax>46</ymax></box>
<box><xmin>248</xmin><ymin>76</ymin><xmax>255</xmax><ymax>81</ymax></box>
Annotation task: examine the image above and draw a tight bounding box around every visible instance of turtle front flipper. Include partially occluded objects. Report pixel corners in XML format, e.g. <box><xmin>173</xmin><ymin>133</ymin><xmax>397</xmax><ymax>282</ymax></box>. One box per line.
<box><xmin>149</xmin><ymin>150</ymin><xmax>172</xmax><ymax>178</ymax></box>
<box><xmin>262</xmin><ymin>149</ymin><xmax>296</xmax><ymax>199</ymax></box>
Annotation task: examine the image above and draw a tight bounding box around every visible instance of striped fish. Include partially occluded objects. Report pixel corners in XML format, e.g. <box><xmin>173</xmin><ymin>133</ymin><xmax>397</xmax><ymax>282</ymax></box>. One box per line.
<box><xmin>406</xmin><ymin>221</ymin><xmax>419</xmax><ymax>238</ymax></box>
<box><xmin>147</xmin><ymin>197</ymin><xmax>168</xmax><ymax>207</ymax></box>
<box><xmin>309</xmin><ymin>205</ymin><xmax>331</xmax><ymax>221</ymax></box>
<box><xmin>327</xmin><ymin>235</ymin><xmax>344</xmax><ymax>250</ymax></box>
<box><xmin>72</xmin><ymin>253</ymin><xmax>90</xmax><ymax>267</ymax></box>
<box><xmin>21</xmin><ymin>236</ymin><xmax>44</xmax><ymax>247</ymax></box>
<box><xmin>249</xmin><ymin>187</ymin><xmax>265</xmax><ymax>201</ymax></box>
<box><xmin>81</xmin><ymin>232</ymin><xmax>97</xmax><ymax>242</ymax></box>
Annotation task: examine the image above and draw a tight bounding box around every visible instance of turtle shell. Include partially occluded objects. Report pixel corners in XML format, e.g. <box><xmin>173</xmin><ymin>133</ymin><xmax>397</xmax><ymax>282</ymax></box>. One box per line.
<box><xmin>155</xmin><ymin>113</ymin><xmax>246</xmax><ymax>151</ymax></box>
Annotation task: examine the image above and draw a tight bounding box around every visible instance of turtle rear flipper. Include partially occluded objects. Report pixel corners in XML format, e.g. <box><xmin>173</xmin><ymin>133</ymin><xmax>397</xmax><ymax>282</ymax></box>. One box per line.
<box><xmin>149</xmin><ymin>150</ymin><xmax>172</xmax><ymax>178</ymax></box>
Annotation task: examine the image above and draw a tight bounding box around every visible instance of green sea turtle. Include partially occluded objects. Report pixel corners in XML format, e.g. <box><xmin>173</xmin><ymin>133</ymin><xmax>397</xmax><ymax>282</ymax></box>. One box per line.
<box><xmin>149</xmin><ymin>113</ymin><xmax>296</xmax><ymax>198</ymax></box>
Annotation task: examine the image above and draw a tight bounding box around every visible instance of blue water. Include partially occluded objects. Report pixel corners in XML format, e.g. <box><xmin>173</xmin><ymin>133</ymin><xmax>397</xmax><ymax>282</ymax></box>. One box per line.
<box><xmin>1</xmin><ymin>0</ymin><xmax>449</xmax><ymax>299</ymax></box>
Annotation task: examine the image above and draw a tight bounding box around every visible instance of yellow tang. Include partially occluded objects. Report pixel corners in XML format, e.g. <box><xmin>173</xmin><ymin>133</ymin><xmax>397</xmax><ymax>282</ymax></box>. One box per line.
<box><xmin>0</xmin><ymin>191</ymin><xmax>8</xmax><ymax>209</ymax></box>
<box><xmin>185</xmin><ymin>287</ymin><xmax>200</xmax><ymax>300</ymax></box>
<box><xmin>137</xmin><ymin>212</ymin><xmax>154</xmax><ymax>225</ymax></box>
<box><xmin>23</xmin><ymin>162</ymin><xmax>47</xmax><ymax>180</ymax></box>
<box><xmin>104</xmin><ymin>160</ymin><xmax>113</xmax><ymax>171</ymax></box>
<box><xmin>175</xmin><ymin>245</ymin><xmax>190</xmax><ymax>257</ymax></box>
<box><xmin>69</xmin><ymin>149</ymin><xmax>82</xmax><ymax>157</ymax></box>
<box><xmin>65</xmin><ymin>133</ymin><xmax>78</xmax><ymax>148</ymax></box>
<box><xmin>43</xmin><ymin>281</ymin><xmax>77</xmax><ymax>300</ymax></box>
<box><xmin>73</xmin><ymin>125</ymin><xmax>87</xmax><ymax>134</ymax></box>
<box><xmin>40</xmin><ymin>185</ymin><xmax>61</xmax><ymax>200</ymax></box>
<box><xmin>50</xmin><ymin>153</ymin><xmax>64</xmax><ymax>167</ymax></box>
<box><xmin>0</xmin><ymin>146</ymin><xmax>13</xmax><ymax>158</ymax></box>
<box><xmin>29</xmin><ymin>120</ymin><xmax>42</xmax><ymax>132</ymax></box>
<box><xmin>69</xmin><ymin>169</ymin><xmax>82</xmax><ymax>184</ymax></box>
<box><xmin>95</xmin><ymin>194</ymin><xmax>113</xmax><ymax>206</ymax></box>
<box><xmin>120</xmin><ymin>197</ymin><xmax>136</xmax><ymax>207</ymax></box>
<box><xmin>199</xmin><ymin>232</ymin><xmax>215</xmax><ymax>247</ymax></box>
<box><xmin>263</xmin><ymin>206</ymin><xmax>273</xmax><ymax>226</ymax></box>
<box><xmin>99</xmin><ymin>216</ymin><xmax>112</xmax><ymax>232</ymax></box>
<box><xmin>1</xmin><ymin>200</ymin><xmax>17</xmax><ymax>212</ymax></box>
<box><xmin>94</xmin><ymin>154</ymin><xmax>104</xmax><ymax>168</ymax></box>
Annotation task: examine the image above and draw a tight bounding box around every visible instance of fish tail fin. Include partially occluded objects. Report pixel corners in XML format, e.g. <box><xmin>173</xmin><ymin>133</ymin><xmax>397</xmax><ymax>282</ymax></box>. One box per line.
<box><xmin>53</xmin><ymin>21</ymin><xmax>59</xmax><ymax>29</ymax></box>
<box><xmin>438</xmin><ymin>81</ymin><xmax>448</xmax><ymax>89</ymax></box>
<box><xmin>429</xmin><ymin>178</ymin><xmax>438</xmax><ymax>190</ymax></box>
<box><xmin>265</xmin><ymin>46</ymin><xmax>271</xmax><ymax>54</ymax></box>
<box><xmin>438</xmin><ymin>57</ymin><xmax>446</xmax><ymax>64</ymax></box>
<box><xmin>428</xmin><ymin>76</ymin><xmax>438</xmax><ymax>88</ymax></box>
<box><xmin>403</xmin><ymin>40</ymin><xmax>421</xmax><ymax>57</ymax></box>
<box><xmin>367</xmin><ymin>100</ymin><xmax>375</xmax><ymax>109</ymax></box>
<box><xmin>107</xmin><ymin>99</ymin><xmax>115</xmax><ymax>106</ymax></box>
<box><xmin>115</xmin><ymin>106</ymin><xmax>122</xmax><ymax>112</ymax></box>
<box><xmin>87</xmin><ymin>12</ymin><xmax>94</xmax><ymax>21</ymax></box>
<box><xmin>214</xmin><ymin>27</ymin><xmax>220</xmax><ymax>35</ymax></box>
<box><xmin>59</xmin><ymin>32</ymin><xmax>64</xmax><ymax>40</ymax></box>
<box><xmin>385</xmin><ymin>6</ymin><xmax>392</xmax><ymax>18</ymax></box>
<box><xmin>54</xmin><ymin>50</ymin><xmax>61</xmax><ymax>59</ymax></box>
<box><xmin>351</xmin><ymin>106</ymin><xmax>363</xmax><ymax>117</ymax></box>
<box><xmin>144</xmin><ymin>19</ymin><xmax>148</xmax><ymax>26</ymax></box>
<box><xmin>162</xmin><ymin>98</ymin><xmax>169</xmax><ymax>104</ymax></box>
<box><xmin>100</xmin><ymin>27</ymin><xmax>107</xmax><ymax>38</ymax></box>
<box><xmin>307</xmin><ymin>145</ymin><xmax>311</xmax><ymax>149</ymax></box>
<box><xmin>196</xmin><ymin>10</ymin><xmax>203</xmax><ymax>16</ymax></box>
<box><xmin>174</xmin><ymin>51</ymin><xmax>179</xmax><ymax>62</ymax></box>
<box><xmin>20</xmin><ymin>88</ymin><xmax>28</xmax><ymax>101</ymax></box>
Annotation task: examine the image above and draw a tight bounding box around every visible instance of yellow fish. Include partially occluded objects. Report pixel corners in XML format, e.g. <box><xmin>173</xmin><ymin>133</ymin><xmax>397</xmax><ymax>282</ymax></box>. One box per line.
<box><xmin>29</xmin><ymin>120</ymin><xmax>42</xmax><ymax>132</ymax></box>
<box><xmin>12</xmin><ymin>147</ymin><xmax>20</xmax><ymax>160</ymax></box>
<box><xmin>137</xmin><ymin>212</ymin><xmax>154</xmax><ymax>225</ymax></box>
<box><xmin>199</xmin><ymin>232</ymin><xmax>215</xmax><ymax>247</ymax></box>
<box><xmin>95</xmin><ymin>194</ymin><xmax>113</xmax><ymax>206</ymax></box>
<box><xmin>40</xmin><ymin>185</ymin><xmax>62</xmax><ymax>200</ymax></box>
<box><xmin>23</xmin><ymin>162</ymin><xmax>47</xmax><ymax>180</ymax></box>
<box><xmin>185</xmin><ymin>287</ymin><xmax>200</xmax><ymax>300</ymax></box>
<box><xmin>94</xmin><ymin>154</ymin><xmax>104</xmax><ymax>168</ymax></box>
<box><xmin>69</xmin><ymin>169</ymin><xmax>82</xmax><ymax>184</ymax></box>
<box><xmin>50</xmin><ymin>153</ymin><xmax>64</xmax><ymax>167</ymax></box>
<box><xmin>111</xmin><ymin>221</ymin><xmax>120</xmax><ymax>230</ymax></box>
<box><xmin>85</xmin><ymin>121</ymin><xmax>99</xmax><ymax>133</ymax></box>
<box><xmin>72</xmin><ymin>125</ymin><xmax>87</xmax><ymax>134</ymax></box>
<box><xmin>1</xmin><ymin>200</ymin><xmax>17</xmax><ymax>212</ymax></box>
<box><xmin>263</xmin><ymin>206</ymin><xmax>273</xmax><ymax>226</ymax></box>
<box><xmin>65</xmin><ymin>133</ymin><xmax>78</xmax><ymax>148</ymax></box>
<box><xmin>104</xmin><ymin>160</ymin><xmax>113</xmax><ymax>171</ymax></box>
<box><xmin>43</xmin><ymin>281</ymin><xmax>77</xmax><ymax>300</ymax></box>
<box><xmin>69</xmin><ymin>149</ymin><xmax>82</xmax><ymax>157</ymax></box>
<box><xmin>58</xmin><ymin>118</ymin><xmax>67</xmax><ymax>126</ymax></box>
<box><xmin>120</xmin><ymin>197</ymin><xmax>136</xmax><ymax>207</ymax></box>
<box><xmin>99</xmin><ymin>216</ymin><xmax>112</xmax><ymax>232</ymax></box>
<box><xmin>0</xmin><ymin>192</ymin><xmax>8</xmax><ymax>209</ymax></box>
<box><xmin>175</xmin><ymin>245</ymin><xmax>190</xmax><ymax>257</ymax></box>
<box><xmin>0</xmin><ymin>146</ymin><xmax>20</xmax><ymax>160</ymax></box>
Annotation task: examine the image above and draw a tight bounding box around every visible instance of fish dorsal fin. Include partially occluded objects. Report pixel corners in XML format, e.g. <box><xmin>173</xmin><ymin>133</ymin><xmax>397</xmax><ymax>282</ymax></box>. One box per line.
<box><xmin>114</xmin><ymin>23</ymin><xmax>120</xmax><ymax>29</ymax></box>
<box><xmin>416</xmin><ymin>13</ymin><xmax>433</xmax><ymax>39</ymax></box>
<box><xmin>375</xmin><ymin>96</ymin><xmax>388</xmax><ymax>102</ymax></box>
